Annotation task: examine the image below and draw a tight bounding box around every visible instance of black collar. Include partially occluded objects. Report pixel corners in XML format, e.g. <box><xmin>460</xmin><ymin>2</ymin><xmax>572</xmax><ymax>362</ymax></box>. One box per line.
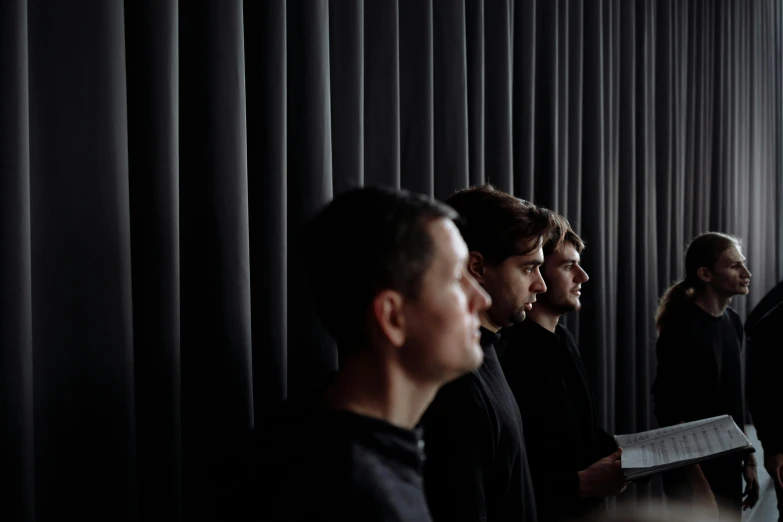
<box><xmin>325</xmin><ymin>409</ymin><xmax>426</xmax><ymax>473</ymax></box>
<box><xmin>480</xmin><ymin>327</ymin><xmax>501</xmax><ymax>350</ymax></box>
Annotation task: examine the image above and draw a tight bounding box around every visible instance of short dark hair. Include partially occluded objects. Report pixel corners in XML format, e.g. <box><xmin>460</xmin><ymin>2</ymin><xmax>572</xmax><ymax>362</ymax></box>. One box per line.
<box><xmin>542</xmin><ymin>213</ymin><xmax>585</xmax><ymax>256</ymax></box>
<box><xmin>303</xmin><ymin>186</ymin><xmax>459</xmax><ymax>354</ymax></box>
<box><xmin>445</xmin><ymin>184</ymin><xmax>560</xmax><ymax>265</ymax></box>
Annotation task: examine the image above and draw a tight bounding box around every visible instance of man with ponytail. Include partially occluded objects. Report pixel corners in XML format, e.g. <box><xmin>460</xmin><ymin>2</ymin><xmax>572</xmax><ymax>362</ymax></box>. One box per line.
<box><xmin>652</xmin><ymin>232</ymin><xmax>760</xmax><ymax>520</ymax></box>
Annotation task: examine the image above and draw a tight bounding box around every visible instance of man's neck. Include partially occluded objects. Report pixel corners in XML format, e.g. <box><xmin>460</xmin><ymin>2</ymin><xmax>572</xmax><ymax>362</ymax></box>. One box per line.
<box><xmin>325</xmin><ymin>353</ymin><xmax>438</xmax><ymax>429</ymax></box>
<box><xmin>527</xmin><ymin>308</ymin><xmax>560</xmax><ymax>332</ymax></box>
<box><xmin>693</xmin><ymin>288</ymin><xmax>732</xmax><ymax>317</ymax></box>
<box><xmin>479</xmin><ymin>313</ymin><xmax>500</xmax><ymax>333</ymax></box>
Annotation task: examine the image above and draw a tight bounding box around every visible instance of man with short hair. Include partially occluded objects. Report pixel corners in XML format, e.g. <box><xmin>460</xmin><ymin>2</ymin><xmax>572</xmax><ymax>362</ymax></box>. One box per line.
<box><xmin>260</xmin><ymin>186</ymin><xmax>491</xmax><ymax>521</ymax></box>
<box><xmin>421</xmin><ymin>184</ymin><xmax>558</xmax><ymax>522</ymax></box>
<box><xmin>498</xmin><ymin>216</ymin><xmax>626</xmax><ymax>522</ymax></box>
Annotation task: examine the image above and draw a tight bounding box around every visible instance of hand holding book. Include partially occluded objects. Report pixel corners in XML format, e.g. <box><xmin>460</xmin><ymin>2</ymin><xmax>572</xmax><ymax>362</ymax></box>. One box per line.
<box><xmin>614</xmin><ymin>415</ymin><xmax>755</xmax><ymax>480</ymax></box>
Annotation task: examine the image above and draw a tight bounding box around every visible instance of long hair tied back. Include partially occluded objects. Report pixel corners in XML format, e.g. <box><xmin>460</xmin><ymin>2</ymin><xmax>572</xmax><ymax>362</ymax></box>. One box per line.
<box><xmin>655</xmin><ymin>232</ymin><xmax>742</xmax><ymax>333</ymax></box>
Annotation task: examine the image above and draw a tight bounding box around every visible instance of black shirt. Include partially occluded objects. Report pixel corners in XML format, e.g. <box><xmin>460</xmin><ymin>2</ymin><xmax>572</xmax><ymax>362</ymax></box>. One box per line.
<box><xmin>744</xmin><ymin>280</ymin><xmax>783</xmax><ymax>337</ymax></box>
<box><xmin>421</xmin><ymin>328</ymin><xmax>538</xmax><ymax>522</ymax></box>
<box><xmin>652</xmin><ymin>301</ymin><xmax>745</xmax><ymax>430</ymax></box>
<box><xmin>259</xmin><ymin>406</ymin><xmax>432</xmax><ymax>522</ymax></box>
<box><xmin>747</xmin><ymin>302</ymin><xmax>783</xmax><ymax>454</ymax></box>
<box><xmin>652</xmin><ymin>301</ymin><xmax>746</xmax><ymax>511</ymax></box>
<box><xmin>498</xmin><ymin>319</ymin><xmax>617</xmax><ymax>522</ymax></box>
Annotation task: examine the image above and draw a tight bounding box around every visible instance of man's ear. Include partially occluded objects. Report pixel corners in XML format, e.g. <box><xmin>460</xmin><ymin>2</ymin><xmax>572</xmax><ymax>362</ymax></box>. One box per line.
<box><xmin>372</xmin><ymin>290</ymin><xmax>406</xmax><ymax>348</ymax></box>
<box><xmin>467</xmin><ymin>251</ymin><xmax>487</xmax><ymax>283</ymax></box>
<box><xmin>697</xmin><ymin>266</ymin><xmax>712</xmax><ymax>283</ymax></box>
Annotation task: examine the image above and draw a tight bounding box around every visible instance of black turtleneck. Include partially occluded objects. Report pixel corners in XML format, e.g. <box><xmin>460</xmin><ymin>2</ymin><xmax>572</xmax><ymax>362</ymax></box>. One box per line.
<box><xmin>420</xmin><ymin>327</ymin><xmax>538</xmax><ymax>522</ymax></box>
<box><xmin>259</xmin><ymin>406</ymin><xmax>432</xmax><ymax>521</ymax></box>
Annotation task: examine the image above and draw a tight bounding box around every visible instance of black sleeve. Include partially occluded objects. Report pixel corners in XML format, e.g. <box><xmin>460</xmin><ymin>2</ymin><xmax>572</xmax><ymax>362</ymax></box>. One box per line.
<box><xmin>747</xmin><ymin>307</ymin><xmax>783</xmax><ymax>454</ymax></box>
<box><xmin>652</xmin><ymin>325</ymin><xmax>698</xmax><ymax>427</ymax></box>
<box><xmin>517</xmin><ymin>386</ymin><xmax>582</xmax><ymax>501</ymax></box>
<box><xmin>745</xmin><ymin>281</ymin><xmax>783</xmax><ymax>337</ymax></box>
<box><xmin>530</xmin><ymin>465</ymin><xmax>580</xmax><ymax>501</ymax></box>
<box><xmin>595</xmin><ymin>427</ymin><xmax>619</xmax><ymax>456</ymax></box>
<box><xmin>422</xmin><ymin>378</ymin><xmax>493</xmax><ymax>522</ymax></box>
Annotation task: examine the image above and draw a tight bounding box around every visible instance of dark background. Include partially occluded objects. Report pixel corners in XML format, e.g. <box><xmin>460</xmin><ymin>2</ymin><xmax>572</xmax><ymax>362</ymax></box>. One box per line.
<box><xmin>1</xmin><ymin>0</ymin><xmax>781</xmax><ymax>520</ymax></box>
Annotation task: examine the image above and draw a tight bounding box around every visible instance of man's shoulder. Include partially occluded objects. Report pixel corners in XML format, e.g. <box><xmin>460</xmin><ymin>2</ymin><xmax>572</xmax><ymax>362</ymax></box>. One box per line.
<box><xmin>278</xmin><ymin>443</ymin><xmax>414</xmax><ymax>522</ymax></box>
<box><xmin>497</xmin><ymin>319</ymin><xmax>555</xmax><ymax>360</ymax></box>
<box><xmin>725</xmin><ymin>305</ymin><xmax>742</xmax><ymax>321</ymax></box>
<box><xmin>754</xmin><ymin>302</ymin><xmax>783</xmax><ymax>337</ymax></box>
<box><xmin>556</xmin><ymin>322</ymin><xmax>578</xmax><ymax>344</ymax></box>
<box><xmin>429</xmin><ymin>371</ymin><xmax>487</xmax><ymax>408</ymax></box>
<box><xmin>502</xmin><ymin>317</ymin><xmax>545</xmax><ymax>341</ymax></box>
<box><xmin>724</xmin><ymin>306</ymin><xmax>744</xmax><ymax>337</ymax></box>
<box><xmin>422</xmin><ymin>371</ymin><xmax>492</xmax><ymax>427</ymax></box>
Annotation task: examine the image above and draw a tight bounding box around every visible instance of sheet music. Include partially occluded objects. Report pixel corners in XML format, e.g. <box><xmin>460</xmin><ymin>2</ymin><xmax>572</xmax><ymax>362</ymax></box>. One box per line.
<box><xmin>614</xmin><ymin>415</ymin><xmax>725</xmax><ymax>447</ymax></box>
<box><xmin>618</xmin><ymin>415</ymin><xmax>751</xmax><ymax>470</ymax></box>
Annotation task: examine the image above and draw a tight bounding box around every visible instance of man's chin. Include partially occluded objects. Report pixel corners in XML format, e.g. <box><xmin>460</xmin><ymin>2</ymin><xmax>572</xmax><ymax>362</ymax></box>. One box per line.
<box><xmin>463</xmin><ymin>347</ymin><xmax>484</xmax><ymax>373</ymax></box>
<box><xmin>553</xmin><ymin>300</ymin><xmax>580</xmax><ymax>314</ymax></box>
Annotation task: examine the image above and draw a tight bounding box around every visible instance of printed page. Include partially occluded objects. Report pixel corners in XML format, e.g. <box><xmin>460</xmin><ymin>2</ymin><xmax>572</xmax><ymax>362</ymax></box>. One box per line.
<box><xmin>614</xmin><ymin>415</ymin><xmax>726</xmax><ymax>448</ymax></box>
<box><xmin>619</xmin><ymin>415</ymin><xmax>751</xmax><ymax>470</ymax></box>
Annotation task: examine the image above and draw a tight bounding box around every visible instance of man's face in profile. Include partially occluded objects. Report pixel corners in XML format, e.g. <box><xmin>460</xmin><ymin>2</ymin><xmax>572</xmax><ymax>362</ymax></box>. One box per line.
<box><xmin>705</xmin><ymin>245</ymin><xmax>751</xmax><ymax>298</ymax></box>
<box><xmin>479</xmin><ymin>242</ymin><xmax>547</xmax><ymax>328</ymax></box>
<box><xmin>538</xmin><ymin>242</ymin><xmax>589</xmax><ymax>314</ymax></box>
<box><xmin>399</xmin><ymin>218</ymin><xmax>490</xmax><ymax>384</ymax></box>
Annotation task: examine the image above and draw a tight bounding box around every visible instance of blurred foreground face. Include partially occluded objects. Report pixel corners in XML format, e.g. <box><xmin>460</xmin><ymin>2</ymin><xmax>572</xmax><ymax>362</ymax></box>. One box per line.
<box><xmin>399</xmin><ymin>218</ymin><xmax>491</xmax><ymax>384</ymax></box>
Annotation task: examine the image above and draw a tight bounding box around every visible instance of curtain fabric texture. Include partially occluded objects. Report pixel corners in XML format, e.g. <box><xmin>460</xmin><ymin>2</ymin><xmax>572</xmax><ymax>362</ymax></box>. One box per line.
<box><xmin>1</xmin><ymin>0</ymin><xmax>781</xmax><ymax>520</ymax></box>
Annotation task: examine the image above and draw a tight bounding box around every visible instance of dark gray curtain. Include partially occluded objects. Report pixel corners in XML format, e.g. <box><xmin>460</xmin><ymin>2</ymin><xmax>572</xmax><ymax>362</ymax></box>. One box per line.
<box><xmin>1</xmin><ymin>0</ymin><xmax>781</xmax><ymax>520</ymax></box>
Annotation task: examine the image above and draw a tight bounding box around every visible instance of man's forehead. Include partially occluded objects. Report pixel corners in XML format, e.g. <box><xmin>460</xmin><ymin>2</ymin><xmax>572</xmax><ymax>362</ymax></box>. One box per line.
<box><xmin>550</xmin><ymin>243</ymin><xmax>580</xmax><ymax>262</ymax></box>
<box><xmin>720</xmin><ymin>247</ymin><xmax>745</xmax><ymax>263</ymax></box>
<box><xmin>434</xmin><ymin>218</ymin><xmax>468</xmax><ymax>261</ymax></box>
<box><xmin>510</xmin><ymin>248</ymin><xmax>544</xmax><ymax>263</ymax></box>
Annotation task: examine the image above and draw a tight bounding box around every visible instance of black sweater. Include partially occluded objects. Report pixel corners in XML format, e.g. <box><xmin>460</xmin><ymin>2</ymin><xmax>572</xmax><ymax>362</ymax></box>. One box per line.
<box><xmin>652</xmin><ymin>301</ymin><xmax>745</xmax><ymax>431</ymax></box>
<box><xmin>498</xmin><ymin>319</ymin><xmax>617</xmax><ymax>522</ymax></box>
<box><xmin>747</xmin><ymin>302</ymin><xmax>783</xmax><ymax>454</ymax></box>
<box><xmin>652</xmin><ymin>302</ymin><xmax>749</xmax><ymax>512</ymax></box>
<box><xmin>259</xmin><ymin>406</ymin><xmax>432</xmax><ymax>522</ymax></box>
<box><xmin>745</xmin><ymin>280</ymin><xmax>783</xmax><ymax>338</ymax></box>
<box><xmin>421</xmin><ymin>328</ymin><xmax>538</xmax><ymax>522</ymax></box>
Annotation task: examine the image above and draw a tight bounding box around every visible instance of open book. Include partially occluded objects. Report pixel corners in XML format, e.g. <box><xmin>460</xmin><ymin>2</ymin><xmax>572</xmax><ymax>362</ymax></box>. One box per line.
<box><xmin>614</xmin><ymin>415</ymin><xmax>755</xmax><ymax>480</ymax></box>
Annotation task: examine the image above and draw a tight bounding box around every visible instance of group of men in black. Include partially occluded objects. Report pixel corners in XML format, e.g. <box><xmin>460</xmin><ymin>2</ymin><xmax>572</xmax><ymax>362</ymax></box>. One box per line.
<box><xmin>252</xmin><ymin>185</ymin><xmax>782</xmax><ymax>522</ymax></box>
